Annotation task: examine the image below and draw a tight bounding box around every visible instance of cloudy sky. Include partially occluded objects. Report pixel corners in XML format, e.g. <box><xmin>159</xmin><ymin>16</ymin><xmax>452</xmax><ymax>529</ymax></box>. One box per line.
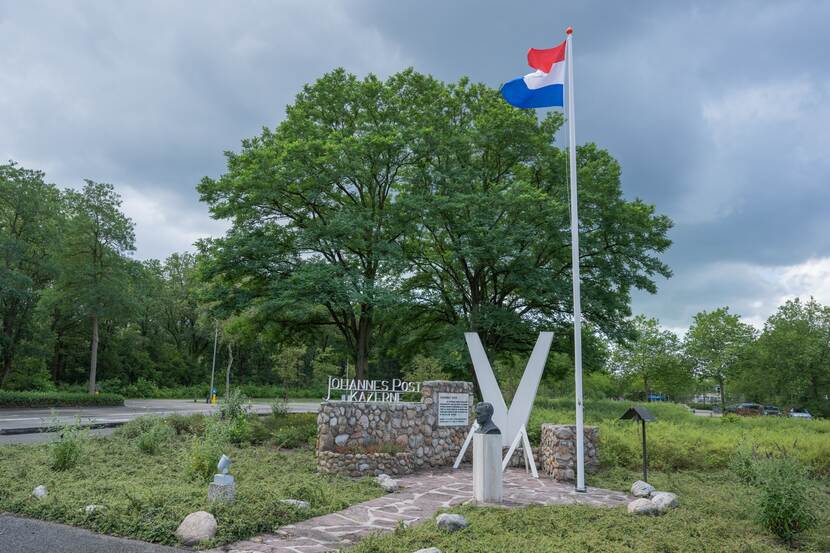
<box><xmin>2</xmin><ymin>0</ymin><xmax>829</xmax><ymax>331</ymax></box>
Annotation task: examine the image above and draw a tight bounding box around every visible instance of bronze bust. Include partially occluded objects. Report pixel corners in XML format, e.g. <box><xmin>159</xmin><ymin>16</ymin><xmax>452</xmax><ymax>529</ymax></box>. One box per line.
<box><xmin>475</xmin><ymin>402</ymin><xmax>501</xmax><ymax>434</ymax></box>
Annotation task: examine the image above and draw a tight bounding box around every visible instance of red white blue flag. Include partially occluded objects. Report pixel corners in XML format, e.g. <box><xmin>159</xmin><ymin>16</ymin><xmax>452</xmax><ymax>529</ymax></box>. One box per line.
<box><xmin>501</xmin><ymin>40</ymin><xmax>566</xmax><ymax>109</ymax></box>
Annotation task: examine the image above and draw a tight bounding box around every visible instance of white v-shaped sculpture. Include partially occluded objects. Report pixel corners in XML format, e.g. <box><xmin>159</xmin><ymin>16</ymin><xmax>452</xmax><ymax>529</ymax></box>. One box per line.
<box><xmin>453</xmin><ymin>332</ymin><xmax>554</xmax><ymax>476</ymax></box>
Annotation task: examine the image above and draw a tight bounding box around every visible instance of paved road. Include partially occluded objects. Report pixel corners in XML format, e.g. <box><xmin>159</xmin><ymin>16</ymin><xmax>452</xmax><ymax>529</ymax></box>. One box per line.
<box><xmin>0</xmin><ymin>399</ymin><xmax>321</xmax><ymax>439</ymax></box>
<box><xmin>0</xmin><ymin>514</ymin><xmax>187</xmax><ymax>553</ymax></box>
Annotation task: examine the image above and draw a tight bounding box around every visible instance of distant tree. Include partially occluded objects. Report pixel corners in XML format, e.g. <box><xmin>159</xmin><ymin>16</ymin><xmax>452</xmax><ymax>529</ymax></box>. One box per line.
<box><xmin>60</xmin><ymin>181</ymin><xmax>135</xmax><ymax>394</ymax></box>
<box><xmin>742</xmin><ymin>298</ymin><xmax>830</xmax><ymax>416</ymax></box>
<box><xmin>0</xmin><ymin>162</ymin><xmax>63</xmax><ymax>388</ymax></box>
<box><xmin>610</xmin><ymin>315</ymin><xmax>693</xmax><ymax>401</ymax></box>
<box><xmin>684</xmin><ymin>307</ymin><xmax>755</xmax><ymax>409</ymax></box>
<box><xmin>273</xmin><ymin>344</ymin><xmax>308</xmax><ymax>390</ymax></box>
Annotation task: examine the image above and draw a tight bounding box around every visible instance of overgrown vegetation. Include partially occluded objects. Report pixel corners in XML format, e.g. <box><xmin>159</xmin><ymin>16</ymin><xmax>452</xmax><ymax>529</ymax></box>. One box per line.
<box><xmin>529</xmin><ymin>398</ymin><xmax>830</xmax><ymax>474</ymax></box>
<box><xmin>0</xmin><ymin>390</ymin><xmax>124</xmax><ymax>407</ymax></box>
<box><xmin>350</xmin><ymin>469</ymin><xmax>830</xmax><ymax>553</ymax></box>
<box><xmin>0</xmin><ymin>413</ymin><xmax>380</xmax><ymax>547</ymax></box>
<box><xmin>49</xmin><ymin>418</ymin><xmax>88</xmax><ymax>471</ymax></box>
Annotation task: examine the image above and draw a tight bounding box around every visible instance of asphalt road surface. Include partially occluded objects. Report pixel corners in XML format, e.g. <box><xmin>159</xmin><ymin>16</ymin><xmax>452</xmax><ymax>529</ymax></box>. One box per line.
<box><xmin>0</xmin><ymin>398</ymin><xmax>321</xmax><ymax>444</ymax></box>
<box><xmin>0</xmin><ymin>514</ymin><xmax>187</xmax><ymax>553</ymax></box>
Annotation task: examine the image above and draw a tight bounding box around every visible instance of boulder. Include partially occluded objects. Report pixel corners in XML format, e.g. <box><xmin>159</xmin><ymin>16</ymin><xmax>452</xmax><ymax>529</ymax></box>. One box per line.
<box><xmin>380</xmin><ymin>478</ymin><xmax>400</xmax><ymax>493</ymax></box>
<box><xmin>651</xmin><ymin>491</ymin><xmax>679</xmax><ymax>512</ymax></box>
<box><xmin>630</xmin><ymin>480</ymin><xmax>655</xmax><ymax>498</ymax></box>
<box><xmin>436</xmin><ymin>513</ymin><xmax>468</xmax><ymax>532</ymax></box>
<box><xmin>32</xmin><ymin>485</ymin><xmax>48</xmax><ymax>499</ymax></box>
<box><xmin>175</xmin><ymin>511</ymin><xmax>217</xmax><ymax>545</ymax></box>
<box><xmin>278</xmin><ymin>499</ymin><xmax>311</xmax><ymax>510</ymax></box>
<box><xmin>627</xmin><ymin>498</ymin><xmax>659</xmax><ymax>516</ymax></box>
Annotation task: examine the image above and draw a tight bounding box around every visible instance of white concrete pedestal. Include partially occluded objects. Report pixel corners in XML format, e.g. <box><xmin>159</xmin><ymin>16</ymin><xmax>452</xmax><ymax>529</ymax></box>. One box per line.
<box><xmin>473</xmin><ymin>433</ymin><xmax>503</xmax><ymax>504</ymax></box>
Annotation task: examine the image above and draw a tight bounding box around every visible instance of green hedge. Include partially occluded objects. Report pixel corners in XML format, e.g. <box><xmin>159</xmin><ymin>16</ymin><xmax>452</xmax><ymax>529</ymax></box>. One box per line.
<box><xmin>0</xmin><ymin>390</ymin><xmax>125</xmax><ymax>408</ymax></box>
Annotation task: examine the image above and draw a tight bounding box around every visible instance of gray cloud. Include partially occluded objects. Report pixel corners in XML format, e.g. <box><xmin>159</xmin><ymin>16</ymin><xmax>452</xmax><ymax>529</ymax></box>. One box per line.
<box><xmin>1</xmin><ymin>0</ymin><xmax>828</xmax><ymax>329</ymax></box>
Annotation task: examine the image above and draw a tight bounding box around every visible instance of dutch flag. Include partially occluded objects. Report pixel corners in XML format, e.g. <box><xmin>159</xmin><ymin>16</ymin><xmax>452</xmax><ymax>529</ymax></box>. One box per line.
<box><xmin>500</xmin><ymin>39</ymin><xmax>566</xmax><ymax>109</ymax></box>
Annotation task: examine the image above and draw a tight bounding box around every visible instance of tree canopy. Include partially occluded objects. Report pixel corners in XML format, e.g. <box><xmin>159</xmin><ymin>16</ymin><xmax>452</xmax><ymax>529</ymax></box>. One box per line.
<box><xmin>198</xmin><ymin>68</ymin><xmax>673</xmax><ymax>382</ymax></box>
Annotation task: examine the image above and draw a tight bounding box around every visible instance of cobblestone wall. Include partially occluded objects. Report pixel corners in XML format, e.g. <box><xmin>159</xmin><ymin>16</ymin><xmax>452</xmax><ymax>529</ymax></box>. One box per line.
<box><xmin>316</xmin><ymin>381</ymin><xmax>473</xmax><ymax>476</ymax></box>
<box><xmin>539</xmin><ymin>424</ymin><xmax>600</xmax><ymax>482</ymax></box>
<box><xmin>317</xmin><ymin>451</ymin><xmax>415</xmax><ymax>477</ymax></box>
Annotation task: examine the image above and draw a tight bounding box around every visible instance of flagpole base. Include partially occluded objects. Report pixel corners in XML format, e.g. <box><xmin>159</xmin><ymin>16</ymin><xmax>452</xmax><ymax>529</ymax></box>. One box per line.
<box><xmin>574</xmin><ymin>486</ymin><xmax>587</xmax><ymax>493</ymax></box>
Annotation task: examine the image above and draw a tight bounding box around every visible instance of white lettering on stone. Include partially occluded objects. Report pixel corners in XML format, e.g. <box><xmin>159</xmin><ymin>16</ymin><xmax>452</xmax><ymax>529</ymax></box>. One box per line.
<box><xmin>327</xmin><ymin>377</ymin><xmax>420</xmax><ymax>403</ymax></box>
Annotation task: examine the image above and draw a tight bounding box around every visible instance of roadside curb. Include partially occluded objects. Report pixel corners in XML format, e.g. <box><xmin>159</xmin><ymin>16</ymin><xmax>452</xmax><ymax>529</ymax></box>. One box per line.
<box><xmin>0</xmin><ymin>421</ymin><xmax>127</xmax><ymax>436</ymax></box>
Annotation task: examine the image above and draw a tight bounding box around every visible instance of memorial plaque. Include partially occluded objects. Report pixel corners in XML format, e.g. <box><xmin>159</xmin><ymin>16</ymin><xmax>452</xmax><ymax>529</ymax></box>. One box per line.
<box><xmin>438</xmin><ymin>392</ymin><xmax>470</xmax><ymax>426</ymax></box>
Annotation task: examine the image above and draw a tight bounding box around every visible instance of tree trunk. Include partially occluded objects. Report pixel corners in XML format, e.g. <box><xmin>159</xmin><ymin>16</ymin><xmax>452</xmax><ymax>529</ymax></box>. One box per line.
<box><xmin>225</xmin><ymin>343</ymin><xmax>233</xmax><ymax>398</ymax></box>
<box><xmin>355</xmin><ymin>309</ymin><xmax>370</xmax><ymax>381</ymax></box>
<box><xmin>718</xmin><ymin>377</ymin><xmax>726</xmax><ymax>410</ymax></box>
<box><xmin>0</xmin><ymin>354</ymin><xmax>11</xmax><ymax>389</ymax></box>
<box><xmin>88</xmin><ymin>314</ymin><xmax>99</xmax><ymax>394</ymax></box>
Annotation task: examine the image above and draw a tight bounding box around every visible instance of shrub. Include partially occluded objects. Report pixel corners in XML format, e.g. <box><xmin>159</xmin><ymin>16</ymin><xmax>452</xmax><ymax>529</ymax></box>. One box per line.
<box><xmin>227</xmin><ymin>416</ymin><xmax>252</xmax><ymax>445</ymax></box>
<box><xmin>136</xmin><ymin>418</ymin><xmax>175</xmax><ymax>455</ymax></box>
<box><xmin>167</xmin><ymin>413</ymin><xmax>206</xmax><ymax>436</ymax></box>
<box><xmin>0</xmin><ymin>390</ymin><xmax>124</xmax><ymax>408</ymax></box>
<box><xmin>273</xmin><ymin>424</ymin><xmax>315</xmax><ymax>449</ymax></box>
<box><xmin>219</xmin><ymin>389</ymin><xmax>250</xmax><ymax>422</ymax></box>
<box><xmin>50</xmin><ymin>419</ymin><xmax>87</xmax><ymax>471</ymax></box>
<box><xmin>752</xmin><ymin>456</ymin><xmax>818</xmax><ymax>545</ymax></box>
<box><xmin>184</xmin><ymin>416</ymin><xmax>232</xmax><ymax>481</ymax></box>
<box><xmin>729</xmin><ymin>443</ymin><xmax>759</xmax><ymax>484</ymax></box>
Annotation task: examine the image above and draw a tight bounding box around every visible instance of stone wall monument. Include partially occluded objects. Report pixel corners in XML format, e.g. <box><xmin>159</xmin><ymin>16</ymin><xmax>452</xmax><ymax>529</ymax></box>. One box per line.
<box><xmin>316</xmin><ymin>380</ymin><xmax>473</xmax><ymax>476</ymax></box>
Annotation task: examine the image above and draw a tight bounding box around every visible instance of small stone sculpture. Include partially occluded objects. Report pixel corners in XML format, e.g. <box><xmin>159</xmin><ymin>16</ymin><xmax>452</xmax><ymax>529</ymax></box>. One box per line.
<box><xmin>474</xmin><ymin>402</ymin><xmax>501</xmax><ymax>435</ymax></box>
<box><xmin>208</xmin><ymin>454</ymin><xmax>236</xmax><ymax>502</ymax></box>
<box><xmin>217</xmin><ymin>454</ymin><xmax>231</xmax><ymax>475</ymax></box>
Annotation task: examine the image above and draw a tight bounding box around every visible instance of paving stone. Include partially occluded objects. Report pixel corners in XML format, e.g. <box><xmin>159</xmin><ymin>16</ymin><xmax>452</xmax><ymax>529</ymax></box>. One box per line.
<box><xmin>210</xmin><ymin>467</ymin><xmax>631</xmax><ymax>553</ymax></box>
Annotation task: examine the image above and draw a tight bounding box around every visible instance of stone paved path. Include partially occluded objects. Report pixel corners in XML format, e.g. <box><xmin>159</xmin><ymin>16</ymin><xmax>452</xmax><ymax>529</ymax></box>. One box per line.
<box><xmin>211</xmin><ymin>468</ymin><xmax>630</xmax><ymax>553</ymax></box>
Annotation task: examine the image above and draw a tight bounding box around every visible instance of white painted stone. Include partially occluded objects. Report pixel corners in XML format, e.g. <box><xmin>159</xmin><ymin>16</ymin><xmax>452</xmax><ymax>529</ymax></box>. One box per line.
<box><xmin>473</xmin><ymin>433</ymin><xmax>502</xmax><ymax>504</ymax></box>
<box><xmin>414</xmin><ymin>548</ymin><xmax>443</xmax><ymax>553</ymax></box>
<box><xmin>32</xmin><ymin>486</ymin><xmax>47</xmax><ymax>499</ymax></box>
<box><xmin>631</xmin><ymin>480</ymin><xmax>655</xmax><ymax>498</ymax></box>
<box><xmin>83</xmin><ymin>504</ymin><xmax>102</xmax><ymax>514</ymax></box>
<box><xmin>278</xmin><ymin>499</ymin><xmax>310</xmax><ymax>509</ymax></box>
<box><xmin>651</xmin><ymin>491</ymin><xmax>679</xmax><ymax>512</ymax></box>
<box><xmin>436</xmin><ymin>513</ymin><xmax>468</xmax><ymax>532</ymax></box>
<box><xmin>627</xmin><ymin>498</ymin><xmax>659</xmax><ymax>516</ymax></box>
<box><xmin>175</xmin><ymin>511</ymin><xmax>217</xmax><ymax>545</ymax></box>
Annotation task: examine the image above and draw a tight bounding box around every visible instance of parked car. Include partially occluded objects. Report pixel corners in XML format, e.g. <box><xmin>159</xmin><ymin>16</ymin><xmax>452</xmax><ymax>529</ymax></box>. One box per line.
<box><xmin>735</xmin><ymin>403</ymin><xmax>764</xmax><ymax>416</ymax></box>
<box><xmin>763</xmin><ymin>405</ymin><xmax>781</xmax><ymax>416</ymax></box>
<box><xmin>724</xmin><ymin>404</ymin><xmax>738</xmax><ymax>414</ymax></box>
<box><xmin>788</xmin><ymin>407</ymin><xmax>813</xmax><ymax>420</ymax></box>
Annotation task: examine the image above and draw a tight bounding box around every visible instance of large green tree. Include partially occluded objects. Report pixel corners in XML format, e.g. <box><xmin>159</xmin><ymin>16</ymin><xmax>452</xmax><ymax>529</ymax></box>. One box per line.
<box><xmin>0</xmin><ymin>162</ymin><xmax>63</xmax><ymax>387</ymax></box>
<box><xmin>198</xmin><ymin>69</ymin><xmax>673</xmax><ymax>382</ymax></box>
<box><xmin>60</xmin><ymin>181</ymin><xmax>136</xmax><ymax>393</ymax></box>
<box><xmin>198</xmin><ymin>69</ymin><xmax>441</xmax><ymax>380</ymax></box>
<box><xmin>684</xmin><ymin>306</ymin><xmax>755</xmax><ymax>409</ymax></box>
<box><xmin>399</xmin><ymin>80</ymin><xmax>672</xmax><ymax>353</ymax></box>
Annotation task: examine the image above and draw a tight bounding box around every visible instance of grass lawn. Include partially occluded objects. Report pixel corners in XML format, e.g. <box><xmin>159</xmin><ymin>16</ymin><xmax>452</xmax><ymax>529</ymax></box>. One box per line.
<box><xmin>0</xmin><ymin>414</ymin><xmax>382</xmax><ymax>548</ymax></box>
<box><xmin>352</xmin><ymin>468</ymin><xmax>830</xmax><ymax>553</ymax></box>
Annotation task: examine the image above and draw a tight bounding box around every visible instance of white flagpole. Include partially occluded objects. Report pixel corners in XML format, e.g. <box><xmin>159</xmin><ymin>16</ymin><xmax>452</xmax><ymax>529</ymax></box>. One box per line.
<box><xmin>565</xmin><ymin>27</ymin><xmax>586</xmax><ymax>493</ymax></box>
